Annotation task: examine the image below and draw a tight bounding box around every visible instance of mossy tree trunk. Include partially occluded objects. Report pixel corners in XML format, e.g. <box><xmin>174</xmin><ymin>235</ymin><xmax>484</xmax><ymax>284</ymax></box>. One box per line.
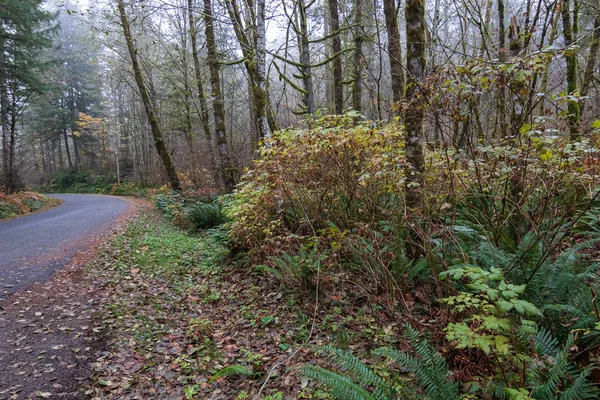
<box><xmin>496</xmin><ymin>0</ymin><xmax>508</xmax><ymax>139</ymax></box>
<box><xmin>561</xmin><ymin>0</ymin><xmax>581</xmax><ymax>141</ymax></box>
<box><xmin>117</xmin><ymin>0</ymin><xmax>181</xmax><ymax>191</ymax></box>
<box><xmin>187</xmin><ymin>0</ymin><xmax>220</xmax><ymax>186</ymax></box>
<box><xmin>224</xmin><ymin>0</ymin><xmax>276</xmax><ymax>143</ymax></box>
<box><xmin>203</xmin><ymin>0</ymin><xmax>236</xmax><ymax>192</ymax></box>
<box><xmin>352</xmin><ymin>0</ymin><xmax>363</xmax><ymax>113</ymax></box>
<box><xmin>383</xmin><ymin>0</ymin><xmax>405</xmax><ymax>108</ymax></box>
<box><xmin>404</xmin><ymin>0</ymin><xmax>426</xmax><ymax>259</ymax></box>
<box><xmin>580</xmin><ymin>8</ymin><xmax>600</xmax><ymax>116</ymax></box>
<box><xmin>327</xmin><ymin>0</ymin><xmax>344</xmax><ymax>114</ymax></box>
<box><xmin>298</xmin><ymin>0</ymin><xmax>315</xmax><ymax>115</ymax></box>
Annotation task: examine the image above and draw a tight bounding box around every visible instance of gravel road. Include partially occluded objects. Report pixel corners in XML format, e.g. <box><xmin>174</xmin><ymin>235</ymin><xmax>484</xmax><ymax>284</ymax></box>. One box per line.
<box><xmin>0</xmin><ymin>194</ymin><xmax>129</xmax><ymax>300</ymax></box>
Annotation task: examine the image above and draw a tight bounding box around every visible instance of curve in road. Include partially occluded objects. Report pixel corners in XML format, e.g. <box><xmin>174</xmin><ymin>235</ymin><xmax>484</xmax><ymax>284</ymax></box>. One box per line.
<box><xmin>0</xmin><ymin>194</ymin><xmax>129</xmax><ymax>300</ymax></box>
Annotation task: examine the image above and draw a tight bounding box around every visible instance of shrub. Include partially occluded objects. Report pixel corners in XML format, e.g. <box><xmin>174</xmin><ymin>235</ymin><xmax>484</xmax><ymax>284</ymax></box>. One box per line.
<box><xmin>0</xmin><ymin>200</ymin><xmax>19</xmax><ymax>219</ymax></box>
<box><xmin>186</xmin><ymin>201</ymin><xmax>227</xmax><ymax>230</ymax></box>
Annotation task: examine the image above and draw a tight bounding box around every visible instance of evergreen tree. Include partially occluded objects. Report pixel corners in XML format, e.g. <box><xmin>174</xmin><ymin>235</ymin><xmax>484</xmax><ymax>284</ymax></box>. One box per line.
<box><xmin>0</xmin><ymin>0</ymin><xmax>55</xmax><ymax>193</ymax></box>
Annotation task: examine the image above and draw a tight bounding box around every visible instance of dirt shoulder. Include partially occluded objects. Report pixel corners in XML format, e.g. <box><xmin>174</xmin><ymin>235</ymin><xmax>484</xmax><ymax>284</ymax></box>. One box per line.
<box><xmin>0</xmin><ymin>199</ymin><xmax>139</xmax><ymax>400</ymax></box>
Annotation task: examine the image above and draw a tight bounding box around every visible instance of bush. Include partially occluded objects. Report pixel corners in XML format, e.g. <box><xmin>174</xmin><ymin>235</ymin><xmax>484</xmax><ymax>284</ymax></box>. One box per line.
<box><xmin>186</xmin><ymin>201</ymin><xmax>227</xmax><ymax>230</ymax></box>
<box><xmin>155</xmin><ymin>191</ymin><xmax>228</xmax><ymax>232</ymax></box>
<box><xmin>0</xmin><ymin>200</ymin><xmax>19</xmax><ymax>219</ymax></box>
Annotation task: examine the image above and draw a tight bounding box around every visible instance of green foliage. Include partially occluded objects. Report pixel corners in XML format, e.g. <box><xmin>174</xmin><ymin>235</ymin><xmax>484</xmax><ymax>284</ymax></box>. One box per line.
<box><xmin>304</xmin><ymin>326</ymin><xmax>459</xmax><ymax>400</ymax></box>
<box><xmin>0</xmin><ymin>200</ymin><xmax>19</xmax><ymax>219</ymax></box>
<box><xmin>209</xmin><ymin>365</ymin><xmax>253</xmax><ymax>383</ymax></box>
<box><xmin>373</xmin><ymin>326</ymin><xmax>460</xmax><ymax>400</ymax></box>
<box><xmin>303</xmin><ymin>346</ymin><xmax>394</xmax><ymax>400</ymax></box>
<box><xmin>270</xmin><ymin>247</ymin><xmax>328</xmax><ymax>290</ymax></box>
<box><xmin>186</xmin><ymin>201</ymin><xmax>227</xmax><ymax>230</ymax></box>
<box><xmin>155</xmin><ymin>192</ymin><xmax>228</xmax><ymax>232</ymax></box>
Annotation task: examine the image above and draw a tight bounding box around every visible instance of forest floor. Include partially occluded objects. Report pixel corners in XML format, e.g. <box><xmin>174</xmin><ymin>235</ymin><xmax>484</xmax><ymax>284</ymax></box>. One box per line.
<box><xmin>0</xmin><ymin>201</ymin><xmax>409</xmax><ymax>399</ymax></box>
<box><xmin>85</xmin><ymin>206</ymin><xmax>408</xmax><ymax>400</ymax></box>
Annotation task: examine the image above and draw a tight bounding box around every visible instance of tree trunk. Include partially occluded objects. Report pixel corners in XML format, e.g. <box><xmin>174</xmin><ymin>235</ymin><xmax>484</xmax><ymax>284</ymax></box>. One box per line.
<box><xmin>328</xmin><ymin>0</ymin><xmax>344</xmax><ymax>114</ymax></box>
<box><xmin>255</xmin><ymin>0</ymin><xmax>272</xmax><ymax>142</ymax></box>
<box><xmin>188</xmin><ymin>0</ymin><xmax>220</xmax><ymax>186</ymax></box>
<box><xmin>0</xmin><ymin>41</ymin><xmax>8</xmax><ymax>191</ymax></box>
<box><xmin>203</xmin><ymin>0</ymin><xmax>236</xmax><ymax>192</ymax></box>
<box><xmin>497</xmin><ymin>0</ymin><xmax>508</xmax><ymax>138</ymax></box>
<box><xmin>117</xmin><ymin>0</ymin><xmax>181</xmax><ymax>190</ymax></box>
<box><xmin>404</xmin><ymin>0</ymin><xmax>426</xmax><ymax>259</ymax></box>
<box><xmin>581</xmin><ymin>9</ymin><xmax>600</xmax><ymax>115</ymax></box>
<box><xmin>561</xmin><ymin>0</ymin><xmax>581</xmax><ymax>141</ymax></box>
<box><xmin>539</xmin><ymin>6</ymin><xmax>560</xmax><ymax>115</ymax></box>
<box><xmin>224</xmin><ymin>0</ymin><xmax>276</xmax><ymax>143</ymax></box>
<box><xmin>298</xmin><ymin>0</ymin><xmax>315</xmax><ymax>115</ymax></box>
<box><xmin>352</xmin><ymin>0</ymin><xmax>363</xmax><ymax>113</ymax></box>
<box><xmin>383</xmin><ymin>0</ymin><xmax>405</xmax><ymax>106</ymax></box>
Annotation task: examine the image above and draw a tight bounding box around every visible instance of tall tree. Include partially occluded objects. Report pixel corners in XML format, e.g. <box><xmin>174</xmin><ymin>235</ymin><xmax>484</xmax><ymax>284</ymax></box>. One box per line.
<box><xmin>383</xmin><ymin>0</ymin><xmax>405</xmax><ymax>107</ymax></box>
<box><xmin>116</xmin><ymin>0</ymin><xmax>181</xmax><ymax>190</ymax></box>
<box><xmin>0</xmin><ymin>0</ymin><xmax>54</xmax><ymax>193</ymax></box>
<box><xmin>203</xmin><ymin>0</ymin><xmax>236</xmax><ymax>192</ymax></box>
<box><xmin>187</xmin><ymin>0</ymin><xmax>219</xmax><ymax>184</ymax></box>
<box><xmin>224</xmin><ymin>0</ymin><xmax>275</xmax><ymax>142</ymax></box>
<box><xmin>561</xmin><ymin>0</ymin><xmax>581</xmax><ymax>141</ymax></box>
<box><xmin>352</xmin><ymin>0</ymin><xmax>364</xmax><ymax>112</ymax></box>
<box><xmin>327</xmin><ymin>0</ymin><xmax>344</xmax><ymax>114</ymax></box>
<box><xmin>404</xmin><ymin>0</ymin><xmax>426</xmax><ymax>258</ymax></box>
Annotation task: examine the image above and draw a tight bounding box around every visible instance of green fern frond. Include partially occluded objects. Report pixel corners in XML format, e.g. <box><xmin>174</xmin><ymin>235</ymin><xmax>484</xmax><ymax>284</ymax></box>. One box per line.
<box><xmin>534</xmin><ymin>327</ymin><xmax>559</xmax><ymax>357</ymax></box>
<box><xmin>559</xmin><ymin>365</ymin><xmax>599</xmax><ymax>400</ymax></box>
<box><xmin>209</xmin><ymin>365</ymin><xmax>252</xmax><ymax>383</ymax></box>
<box><xmin>316</xmin><ymin>346</ymin><xmax>392</xmax><ymax>400</ymax></box>
<box><xmin>302</xmin><ymin>365</ymin><xmax>377</xmax><ymax>400</ymax></box>
<box><xmin>373</xmin><ymin>326</ymin><xmax>459</xmax><ymax>400</ymax></box>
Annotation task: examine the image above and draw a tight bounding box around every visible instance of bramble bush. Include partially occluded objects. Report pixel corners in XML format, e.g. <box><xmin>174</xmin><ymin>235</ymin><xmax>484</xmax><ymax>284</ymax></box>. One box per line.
<box><xmin>224</xmin><ymin>110</ymin><xmax>600</xmax><ymax>396</ymax></box>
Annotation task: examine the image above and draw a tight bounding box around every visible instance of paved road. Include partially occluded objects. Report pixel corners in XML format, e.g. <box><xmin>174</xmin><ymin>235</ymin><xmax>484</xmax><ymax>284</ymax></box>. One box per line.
<box><xmin>0</xmin><ymin>194</ymin><xmax>128</xmax><ymax>300</ymax></box>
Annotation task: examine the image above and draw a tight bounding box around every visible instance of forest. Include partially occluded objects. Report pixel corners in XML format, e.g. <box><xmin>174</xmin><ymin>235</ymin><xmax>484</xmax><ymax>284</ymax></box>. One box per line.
<box><xmin>1</xmin><ymin>0</ymin><xmax>600</xmax><ymax>398</ymax></box>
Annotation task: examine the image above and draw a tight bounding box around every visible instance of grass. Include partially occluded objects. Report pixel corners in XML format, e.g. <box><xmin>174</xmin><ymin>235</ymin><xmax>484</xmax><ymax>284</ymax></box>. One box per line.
<box><xmin>89</xmin><ymin>209</ymin><xmax>410</xmax><ymax>399</ymax></box>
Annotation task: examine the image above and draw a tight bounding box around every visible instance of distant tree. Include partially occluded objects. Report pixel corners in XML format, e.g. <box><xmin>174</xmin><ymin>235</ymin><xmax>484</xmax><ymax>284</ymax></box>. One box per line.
<box><xmin>116</xmin><ymin>0</ymin><xmax>181</xmax><ymax>191</ymax></box>
<box><xmin>0</xmin><ymin>0</ymin><xmax>55</xmax><ymax>193</ymax></box>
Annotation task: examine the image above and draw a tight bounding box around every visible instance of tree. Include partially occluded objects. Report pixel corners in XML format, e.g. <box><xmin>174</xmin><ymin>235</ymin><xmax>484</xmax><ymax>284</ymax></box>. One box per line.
<box><xmin>561</xmin><ymin>0</ymin><xmax>581</xmax><ymax>141</ymax></box>
<box><xmin>327</xmin><ymin>0</ymin><xmax>344</xmax><ymax>114</ymax></box>
<box><xmin>404</xmin><ymin>0</ymin><xmax>426</xmax><ymax>259</ymax></box>
<box><xmin>0</xmin><ymin>0</ymin><xmax>54</xmax><ymax>193</ymax></box>
<box><xmin>116</xmin><ymin>0</ymin><xmax>181</xmax><ymax>190</ymax></box>
<box><xmin>203</xmin><ymin>0</ymin><xmax>236</xmax><ymax>192</ymax></box>
<box><xmin>382</xmin><ymin>0</ymin><xmax>404</xmax><ymax>108</ymax></box>
<box><xmin>187</xmin><ymin>0</ymin><xmax>219</xmax><ymax>184</ymax></box>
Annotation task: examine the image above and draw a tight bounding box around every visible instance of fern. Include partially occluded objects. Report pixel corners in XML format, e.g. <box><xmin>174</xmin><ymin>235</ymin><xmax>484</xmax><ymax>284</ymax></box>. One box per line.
<box><xmin>530</xmin><ymin>334</ymin><xmax>599</xmax><ymax>400</ymax></box>
<box><xmin>534</xmin><ymin>327</ymin><xmax>558</xmax><ymax>357</ymax></box>
<box><xmin>373</xmin><ymin>326</ymin><xmax>459</xmax><ymax>400</ymax></box>
<box><xmin>302</xmin><ymin>365</ymin><xmax>378</xmax><ymax>400</ymax></box>
<box><xmin>312</xmin><ymin>346</ymin><xmax>393</xmax><ymax>400</ymax></box>
<box><xmin>209</xmin><ymin>365</ymin><xmax>252</xmax><ymax>382</ymax></box>
<box><xmin>186</xmin><ymin>201</ymin><xmax>227</xmax><ymax>230</ymax></box>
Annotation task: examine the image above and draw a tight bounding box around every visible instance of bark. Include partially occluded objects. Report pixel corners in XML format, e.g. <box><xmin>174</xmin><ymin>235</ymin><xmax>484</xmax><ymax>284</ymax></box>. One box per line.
<box><xmin>255</xmin><ymin>0</ymin><xmax>272</xmax><ymax>141</ymax></box>
<box><xmin>581</xmin><ymin>10</ymin><xmax>600</xmax><ymax>115</ymax></box>
<box><xmin>404</xmin><ymin>0</ymin><xmax>426</xmax><ymax>259</ymax></box>
<box><xmin>298</xmin><ymin>0</ymin><xmax>315</xmax><ymax>115</ymax></box>
<box><xmin>0</xmin><ymin>40</ymin><xmax>8</xmax><ymax>191</ymax></box>
<box><xmin>383</xmin><ymin>0</ymin><xmax>405</xmax><ymax>106</ymax></box>
<box><xmin>561</xmin><ymin>0</ymin><xmax>581</xmax><ymax>141</ymax></box>
<box><xmin>352</xmin><ymin>0</ymin><xmax>363</xmax><ymax>112</ymax></box>
<box><xmin>539</xmin><ymin>4</ymin><xmax>560</xmax><ymax>114</ymax></box>
<box><xmin>497</xmin><ymin>0</ymin><xmax>508</xmax><ymax>138</ymax></box>
<box><xmin>327</xmin><ymin>0</ymin><xmax>344</xmax><ymax>114</ymax></box>
<box><xmin>224</xmin><ymin>0</ymin><xmax>276</xmax><ymax>142</ymax></box>
<box><xmin>203</xmin><ymin>0</ymin><xmax>236</xmax><ymax>192</ymax></box>
<box><xmin>117</xmin><ymin>0</ymin><xmax>181</xmax><ymax>190</ymax></box>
